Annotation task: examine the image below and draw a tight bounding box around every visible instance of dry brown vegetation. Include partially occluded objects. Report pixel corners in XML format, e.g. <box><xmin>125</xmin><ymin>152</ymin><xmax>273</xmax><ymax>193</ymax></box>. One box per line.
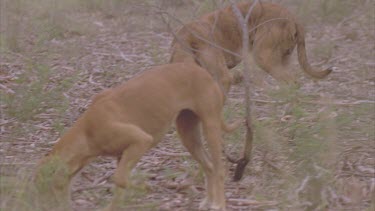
<box><xmin>0</xmin><ymin>0</ymin><xmax>374</xmax><ymax>210</ymax></box>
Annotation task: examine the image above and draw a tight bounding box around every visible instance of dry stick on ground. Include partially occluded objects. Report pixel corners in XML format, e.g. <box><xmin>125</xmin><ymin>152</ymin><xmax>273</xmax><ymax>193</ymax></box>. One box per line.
<box><xmin>228</xmin><ymin>0</ymin><xmax>259</xmax><ymax>181</ymax></box>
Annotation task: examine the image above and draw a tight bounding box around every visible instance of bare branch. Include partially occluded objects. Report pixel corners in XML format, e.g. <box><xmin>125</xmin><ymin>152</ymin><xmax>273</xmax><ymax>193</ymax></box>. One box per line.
<box><xmin>228</xmin><ymin>0</ymin><xmax>260</xmax><ymax>181</ymax></box>
<box><xmin>249</xmin><ymin>17</ymin><xmax>288</xmax><ymax>34</ymax></box>
<box><xmin>230</xmin><ymin>0</ymin><xmax>260</xmax><ymax>26</ymax></box>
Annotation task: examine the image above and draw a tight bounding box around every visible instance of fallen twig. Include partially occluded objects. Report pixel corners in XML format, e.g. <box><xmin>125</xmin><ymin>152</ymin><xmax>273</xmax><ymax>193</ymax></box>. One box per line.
<box><xmin>0</xmin><ymin>118</ymin><xmax>16</xmax><ymax>126</ymax></box>
<box><xmin>0</xmin><ymin>135</ymin><xmax>28</xmax><ymax>141</ymax></box>
<box><xmin>0</xmin><ymin>83</ymin><xmax>15</xmax><ymax>94</ymax></box>
<box><xmin>245</xmin><ymin>98</ymin><xmax>375</xmax><ymax>106</ymax></box>
<box><xmin>228</xmin><ymin>198</ymin><xmax>277</xmax><ymax>206</ymax></box>
<box><xmin>152</xmin><ymin>148</ymin><xmax>191</xmax><ymax>157</ymax></box>
<box><xmin>73</xmin><ymin>182</ymin><xmax>112</xmax><ymax>193</ymax></box>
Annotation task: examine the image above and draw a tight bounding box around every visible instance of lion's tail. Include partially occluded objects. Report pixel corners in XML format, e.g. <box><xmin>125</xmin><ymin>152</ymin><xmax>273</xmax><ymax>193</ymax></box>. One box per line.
<box><xmin>296</xmin><ymin>23</ymin><xmax>332</xmax><ymax>79</ymax></box>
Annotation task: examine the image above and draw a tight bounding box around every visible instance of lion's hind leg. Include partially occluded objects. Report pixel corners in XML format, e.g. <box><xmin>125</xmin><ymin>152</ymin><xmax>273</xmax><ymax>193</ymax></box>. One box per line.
<box><xmin>102</xmin><ymin>123</ymin><xmax>153</xmax><ymax>211</ymax></box>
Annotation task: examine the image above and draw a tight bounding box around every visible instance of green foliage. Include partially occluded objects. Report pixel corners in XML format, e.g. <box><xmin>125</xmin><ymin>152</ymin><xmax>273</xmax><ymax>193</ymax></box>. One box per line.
<box><xmin>295</xmin><ymin>0</ymin><xmax>362</xmax><ymax>23</ymax></box>
<box><xmin>253</xmin><ymin>118</ymin><xmax>283</xmax><ymax>154</ymax></box>
<box><xmin>0</xmin><ymin>0</ymin><xmax>372</xmax><ymax>210</ymax></box>
<box><xmin>196</xmin><ymin>0</ymin><xmax>217</xmax><ymax>16</ymax></box>
<box><xmin>0</xmin><ymin>174</ymin><xmax>31</xmax><ymax>211</ymax></box>
<box><xmin>268</xmin><ymin>84</ymin><xmax>302</xmax><ymax>102</ymax></box>
<box><xmin>150</xmin><ymin>41</ymin><xmax>165</xmax><ymax>64</ymax></box>
<box><xmin>35</xmin><ymin>156</ymin><xmax>69</xmax><ymax>191</ymax></box>
<box><xmin>0</xmin><ymin>0</ymin><xmax>128</xmax><ymax>52</ymax></box>
<box><xmin>0</xmin><ymin>0</ymin><xmax>23</xmax><ymax>51</ymax></box>
<box><xmin>318</xmin><ymin>0</ymin><xmax>355</xmax><ymax>22</ymax></box>
<box><xmin>2</xmin><ymin>63</ymin><xmax>74</xmax><ymax>121</ymax></box>
<box><xmin>254</xmin><ymin>84</ymin><xmax>340</xmax><ymax>205</ymax></box>
<box><xmin>0</xmin><ymin>156</ymin><xmax>70</xmax><ymax>211</ymax></box>
<box><xmin>80</xmin><ymin>0</ymin><xmax>135</xmax><ymax>18</ymax></box>
<box><xmin>271</xmin><ymin>87</ymin><xmax>338</xmax><ymax>169</ymax></box>
<box><xmin>222</xmin><ymin>101</ymin><xmax>246</xmax><ymax>154</ymax></box>
<box><xmin>113</xmin><ymin>172</ymin><xmax>157</xmax><ymax>210</ymax></box>
<box><xmin>313</xmin><ymin>41</ymin><xmax>335</xmax><ymax>60</ymax></box>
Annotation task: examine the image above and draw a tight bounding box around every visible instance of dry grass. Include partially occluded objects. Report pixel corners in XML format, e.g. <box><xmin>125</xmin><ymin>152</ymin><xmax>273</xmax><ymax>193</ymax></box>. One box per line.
<box><xmin>0</xmin><ymin>0</ymin><xmax>374</xmax><ymax>210</ymax></box>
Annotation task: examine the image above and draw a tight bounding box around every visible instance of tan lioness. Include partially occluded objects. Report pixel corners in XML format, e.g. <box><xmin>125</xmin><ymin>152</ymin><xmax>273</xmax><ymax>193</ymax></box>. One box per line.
<box><xmin>170</xmin><ymin>1</ymin><xmax>332</xmax><ymax>92</ymax></box>
<box><xmin>35</xmin><ymin>62</ymin><xmax>241</xmax><ymax>211</ymax></box>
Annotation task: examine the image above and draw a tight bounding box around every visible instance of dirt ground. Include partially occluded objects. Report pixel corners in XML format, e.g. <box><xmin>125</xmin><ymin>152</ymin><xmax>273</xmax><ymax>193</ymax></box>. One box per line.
<box><xmin>0</xmin><ymin>0</ymin><xmax>374</xmax><ymax>210</ymax></box>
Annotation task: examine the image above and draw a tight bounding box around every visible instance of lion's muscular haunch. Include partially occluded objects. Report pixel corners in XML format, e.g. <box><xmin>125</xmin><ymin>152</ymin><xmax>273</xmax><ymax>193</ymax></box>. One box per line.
<box><xmin>170</xmin><ymin>1</ymin><xmax>332</xmax><ymax>91</ymax></box>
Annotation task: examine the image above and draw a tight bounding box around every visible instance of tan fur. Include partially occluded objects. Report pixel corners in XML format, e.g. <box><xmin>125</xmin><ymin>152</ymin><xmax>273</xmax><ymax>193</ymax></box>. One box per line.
<box><xmin>170</xmin><ymin>1</ymin><xmax>332</xmax><ymax>89</ymax></box>
<box><xmin>35</xmin><ymin>63</ymin><xmax>241</xmax><ymax>211</ymax></box>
